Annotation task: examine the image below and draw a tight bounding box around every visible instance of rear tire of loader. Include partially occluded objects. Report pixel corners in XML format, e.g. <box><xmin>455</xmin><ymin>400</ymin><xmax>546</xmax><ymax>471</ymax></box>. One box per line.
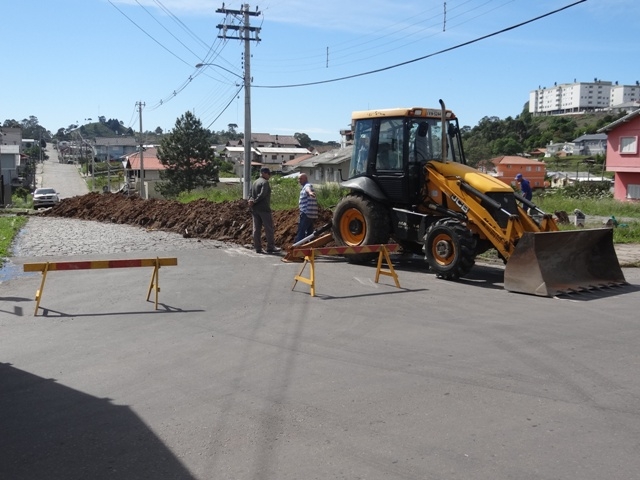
<box><xmin>424</xmin><ymin>218</ymin><xmax>476</xmax><ymax>280</ymax></box>
<box><xmin>333</xmin><ymin>194</ymin><xmax>391</xmax><ymax>263</ymax></box>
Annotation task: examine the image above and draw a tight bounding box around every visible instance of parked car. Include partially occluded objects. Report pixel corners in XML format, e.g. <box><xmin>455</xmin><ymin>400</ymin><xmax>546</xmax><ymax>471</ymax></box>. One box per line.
<box><xmin>32</xmin><ymin>188</ymin><xmax>60</xmax><ymax>209</ymax></box>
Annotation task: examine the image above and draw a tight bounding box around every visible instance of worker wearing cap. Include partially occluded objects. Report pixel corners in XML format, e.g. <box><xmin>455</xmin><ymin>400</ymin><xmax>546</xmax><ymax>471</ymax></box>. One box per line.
<box><xmin>248</xmin><ymin>167</ymin><xmax>279</xmax><ymax>254</ymax></box>
<box><xmin>515</xmin><ymin>173</ymin><xmax>532</xmax><ymax>201</ymax></box>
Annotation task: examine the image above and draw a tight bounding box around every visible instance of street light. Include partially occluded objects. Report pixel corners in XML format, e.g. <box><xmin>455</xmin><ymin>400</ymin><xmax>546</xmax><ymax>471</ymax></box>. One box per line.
<box><xmin>196</xmin><ymin>62</ymin><xmax>252</xmax><ymax>199</ymax></box>
<box><xmin>195</xmin><ymin>63</ymin><xmax>243</xmax><ymax>81</ymax></box>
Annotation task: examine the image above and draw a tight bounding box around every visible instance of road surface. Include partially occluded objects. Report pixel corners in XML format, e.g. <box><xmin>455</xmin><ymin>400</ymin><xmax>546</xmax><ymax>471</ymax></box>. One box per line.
<box><xmin>36</xmin><ymin>144</ymin><xmax>89</xmax><ymax>198</ymax></box>
<box><xmin>1</xmin><ymin>154</ymin><xmax>640</xmax><ymax>480</ymax></box>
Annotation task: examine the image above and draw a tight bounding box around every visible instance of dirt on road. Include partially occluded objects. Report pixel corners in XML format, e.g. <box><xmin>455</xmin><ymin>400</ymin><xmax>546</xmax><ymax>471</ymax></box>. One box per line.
<box><xmin>42</xmin><ymin>192</ymin><xmax>335</xmax><ymax>249</ymax></box>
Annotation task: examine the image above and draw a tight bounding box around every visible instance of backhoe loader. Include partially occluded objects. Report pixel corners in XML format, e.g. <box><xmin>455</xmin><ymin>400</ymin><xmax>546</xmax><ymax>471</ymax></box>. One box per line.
<box><xmin>329</xmin><ymin>100</ymin><xmax>626</xmax><ymax>296</ymax></box>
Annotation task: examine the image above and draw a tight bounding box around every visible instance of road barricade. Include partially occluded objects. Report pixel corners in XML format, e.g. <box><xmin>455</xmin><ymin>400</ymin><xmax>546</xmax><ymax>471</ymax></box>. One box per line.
<box><xmin>291</xmin><ymin>244</ymin><xmax>401</xmax><ymax>297</ymax></box>
<box><xmin>23</xmin><ymin>257</ymin><xmax>178</xmax><ymax>316</ymax></box>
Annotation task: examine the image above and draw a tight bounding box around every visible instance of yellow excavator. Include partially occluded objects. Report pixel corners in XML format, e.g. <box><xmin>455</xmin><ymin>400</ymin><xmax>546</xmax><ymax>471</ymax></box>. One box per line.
<box><xmin>323</xmin><ymin>100</ymin><xmax>626</xmax><ymax>296</ymax></box>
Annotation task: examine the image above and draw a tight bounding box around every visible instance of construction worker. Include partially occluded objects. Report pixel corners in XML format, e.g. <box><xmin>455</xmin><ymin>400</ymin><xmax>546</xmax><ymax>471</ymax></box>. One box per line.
<box><xmin>248</xmin><ymin>167</ymin><xmax>280</xmax><ymax>254</ymax></box>
<box><xmin>295</xmin><ymin>173</ymin><xmax>318</xmax><ymax>243</ymax></box>
<box><xmin>515</xmin><ymin>173</ymin><xmax>532</xmax><ymax>201</ymax></box>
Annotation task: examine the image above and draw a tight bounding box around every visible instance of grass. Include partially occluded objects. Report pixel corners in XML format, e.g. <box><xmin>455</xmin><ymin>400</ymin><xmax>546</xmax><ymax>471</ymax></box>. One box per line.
<box><xmin>0</xmin><ymin>215</ymin><xmax>28</xmax><ymax>263</ymax></box>
<box><xmin>178</xmin><ymin>176</ymin><xmax>347</xmax><ymax>210</ymax></box>
<box><xmin>532</xmin><ymin>191</ymin><xmax>640</xmax><ymax>243</ymax></box>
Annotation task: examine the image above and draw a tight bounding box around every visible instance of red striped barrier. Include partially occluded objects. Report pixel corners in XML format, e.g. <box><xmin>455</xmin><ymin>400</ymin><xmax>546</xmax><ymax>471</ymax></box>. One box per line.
<box><xmin>291</xmin><ymin>243</ymin><xmax>400</xmax><ymax>258</ymax></box>
<box><xmin>23</xmin><ymin>257</ymin><xmax>177</xmax><ymax>315</ymax></box>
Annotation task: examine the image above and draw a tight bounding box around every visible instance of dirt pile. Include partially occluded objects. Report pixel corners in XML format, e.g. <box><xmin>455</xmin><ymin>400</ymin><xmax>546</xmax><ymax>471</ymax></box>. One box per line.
<box><xmin>43</xmin><ymin>192</ymin><xmax>334</xmax><ymax>249</ymax></box>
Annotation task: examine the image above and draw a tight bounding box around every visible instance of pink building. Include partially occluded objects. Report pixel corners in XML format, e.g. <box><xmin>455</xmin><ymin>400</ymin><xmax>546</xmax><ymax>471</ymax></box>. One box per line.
<box><xmin>598</xmin><ymin>109</ymin><xmax>640</xmax><ymax>202</ymax></box>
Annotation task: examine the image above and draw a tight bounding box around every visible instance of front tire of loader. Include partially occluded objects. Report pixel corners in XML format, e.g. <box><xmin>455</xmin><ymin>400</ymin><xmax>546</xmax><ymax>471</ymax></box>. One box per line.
<box><xmin>333</xmin><ymin>194</ymin><xmax>391</xmax><ymax>263</ymax></box>
<box><xmin>424</xmin><ymin>218</ymin><xmax>476</xmax><ymax>280</ymax></box>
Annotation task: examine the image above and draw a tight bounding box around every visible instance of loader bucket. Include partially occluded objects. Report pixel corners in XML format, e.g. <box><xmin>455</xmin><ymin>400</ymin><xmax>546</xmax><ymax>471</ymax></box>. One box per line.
<box><xmin>504</xmin><ymin>228</ymin><xmax>627</xmax><ymax>297</ymax></box>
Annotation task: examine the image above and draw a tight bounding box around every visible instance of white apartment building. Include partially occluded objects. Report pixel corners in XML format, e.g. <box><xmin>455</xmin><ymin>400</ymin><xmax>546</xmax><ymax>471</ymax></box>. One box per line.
<box><xmin>610</xmin><ymin>82</ymin><xmax>640</xmax><ymax>106</ymax></box>
<box><xmin>529</xmin><ymin>80</ymin><xmax>639</xmax><ymax>116</ymax></box>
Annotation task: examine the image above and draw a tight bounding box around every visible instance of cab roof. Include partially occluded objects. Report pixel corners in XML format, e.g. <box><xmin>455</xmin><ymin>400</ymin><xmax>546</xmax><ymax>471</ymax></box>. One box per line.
<box><xmin>351</xmin><ymin>107</ymin><xmax>457</xmax><ymax>121</ymax></box>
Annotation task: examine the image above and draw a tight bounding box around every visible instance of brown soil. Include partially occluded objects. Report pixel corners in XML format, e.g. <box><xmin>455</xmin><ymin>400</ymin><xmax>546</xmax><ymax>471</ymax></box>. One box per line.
<box><xmin>42</xmin><ymin>192</ymin><xmax>334</xmax><ymax>249</ymax></box>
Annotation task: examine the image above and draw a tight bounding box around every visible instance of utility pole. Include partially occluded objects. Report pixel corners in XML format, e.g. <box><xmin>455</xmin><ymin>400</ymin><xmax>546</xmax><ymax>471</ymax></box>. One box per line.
<box><xmin>137</xmin><ymin>101</ymin><xmax>146</xmax><ymax>198</ymax></box>
<box><xmin>216</xmin><ymin>3</ymin><xmax>261</xmax><ymax>199</ymax></box>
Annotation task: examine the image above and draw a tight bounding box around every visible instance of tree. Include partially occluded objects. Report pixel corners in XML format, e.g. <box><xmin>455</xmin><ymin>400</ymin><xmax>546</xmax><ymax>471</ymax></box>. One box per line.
<box><xmin>294</xmin><ymin>132</ymin><xmax>312</xmax><ymax>148</ymax></box>
<box><xmin>3</xmin><ymin>119</ymin><xmax>20</xmax><ymax>128</ymax></box>
<box><xmin>155</xmin><ymin>126</ymin><xmax>163</xmax><ymax>135</ymax></box>
<box><xmin>156</xmin><ymin>111</ymin><xmax>219</xmax><ymax>198</ymax></box>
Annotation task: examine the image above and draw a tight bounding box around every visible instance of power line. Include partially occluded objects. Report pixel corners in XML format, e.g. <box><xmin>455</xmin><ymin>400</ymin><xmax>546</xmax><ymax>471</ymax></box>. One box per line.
<box><xmin>206</xmin><ymin>85</ymin><xmax>244</xmax><ymax>129</ymax></box>
<box><xmin>253</xmin><ymin>0</ymin><xmax>586</xmax><ymax>89</ymax></box>
<box><xmin>107</xmin><ymin>0</ymin><xmax>195</xmax><ymax>68</ymax></box>
<box><xmin>135</xmin><ymin>0</ymin><xmax>203</xmax><ymax>59</ymax></box>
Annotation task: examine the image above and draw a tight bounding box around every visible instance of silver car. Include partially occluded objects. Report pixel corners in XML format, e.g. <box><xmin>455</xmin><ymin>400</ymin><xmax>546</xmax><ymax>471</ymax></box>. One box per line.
<box><xmin>32</xmin><ymin>188</ymin><xmax>60</xmax><ymax>209</ymax></box>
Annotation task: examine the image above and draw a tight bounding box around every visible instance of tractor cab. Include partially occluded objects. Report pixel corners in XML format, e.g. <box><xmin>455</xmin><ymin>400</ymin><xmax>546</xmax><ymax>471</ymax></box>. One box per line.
<box><xmin>347</xmin><ymin>106</ymin><xmax>466</xmax><ymax>206</ymax></box>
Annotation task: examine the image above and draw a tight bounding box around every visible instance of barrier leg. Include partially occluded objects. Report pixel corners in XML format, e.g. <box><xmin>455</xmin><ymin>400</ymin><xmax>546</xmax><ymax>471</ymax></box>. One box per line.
<box><xmin>146</xmin><ymin>258</ymin><xmax>161</xmax><ymax>308</ymax></box>
<box><xmin>375</xmin><ymin>246</ymin><xmax>401</xmax><ymax>288</ymax></box>
<box><xmin>292</xmin><ymin>251</ymin><xmax>316</xmax><ymax>297</ymax></box>
<box><xmin>34</xmin><ymin>263</ymin><xmax>50</xmax><ymax>316</ymax></box>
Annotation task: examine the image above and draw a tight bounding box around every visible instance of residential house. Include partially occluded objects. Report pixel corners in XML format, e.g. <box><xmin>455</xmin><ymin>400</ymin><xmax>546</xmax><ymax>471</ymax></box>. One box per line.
<box><xmin>257</xmin><ymin>147</ymin><xmax>313</xmax><ymax>171</ymax></box>
<box><xmin>1</xmin><ymin>127</ymin><xmax>24</xmax><ymax>205</ymax></box>
<box><xmin>94</xmin><ymin>136</ymin><xmax>139</xmax><ymax>161</ymax></box>
<box><xmin>282</xmin><ymin>154</ymin><xmax>314</xmax><ymax>174</ymax></box>
<box><xmin>572</xmin><ymin>133</ymin><xmax>607</xmax><ymax>156</ymax></box>
<box><xmin>490</xmin><ymin>156</ymin><xmax>546</xmax><ymax>189</ymax></box>
<box><xmin>250</xmin><ymin>133</ymin><xmax>300</xmax><ymax>148</ymax></box>
<box><xmin>544</xmin><ymin>142</ymin><xmax>576</xmax><ymax>157</ymax></box>
<box><xmin>0</xmin><ymin>145</ymin><xmax>21</xmax><ymax>205</ymax></box>
<box><xmin>547</xmin><ymin>171</ymin><xmax>611</xmax><ymax>188</ymax></box>
<box><xmin>597</xmin><ymin>109</ymin><xmax>640</xmax><ymax>201</ymax></box>
<box><xmin>123</xmin><ymin>147</ymin><xmax>166</xmax><ymax>199</ymax></box>
<box><xmin>295</xmin><ymin>145</ymin><xmax>353</xmax><ymax>184</ymax></box>
<box><xmin>219</xmin><ymin>146</ymin><xmax>262</xmax><ymax>177</ymax></box>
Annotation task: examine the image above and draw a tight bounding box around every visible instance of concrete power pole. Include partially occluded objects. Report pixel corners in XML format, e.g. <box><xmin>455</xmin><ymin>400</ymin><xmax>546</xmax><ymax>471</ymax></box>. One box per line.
<box><xmin>137</xmin><ymin>101</ymin><xmax>146</xmax><ymax>198</ymax></box>
<box><xmin>216</xmin><ymin>3</ymin><xmax>261</xmax><ymax>199</ymax></box>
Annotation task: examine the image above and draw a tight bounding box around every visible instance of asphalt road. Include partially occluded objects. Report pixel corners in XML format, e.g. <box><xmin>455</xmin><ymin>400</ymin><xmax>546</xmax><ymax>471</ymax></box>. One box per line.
<box><xmin>2</xmin><ymin>161</ymin><xmax>640</xmax><ymax>479</ymax></box>
<box><xmin>36</xmin><ymin>145</ymin><xmax>89</xmax><ymax>198</ymax></box>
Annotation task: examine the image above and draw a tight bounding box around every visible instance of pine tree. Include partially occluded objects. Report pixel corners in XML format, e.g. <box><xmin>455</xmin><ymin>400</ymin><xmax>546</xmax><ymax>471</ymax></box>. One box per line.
<box><xmin>157</xmin><ymin>111</ymin><xmax>219</xmax><ymax>197</ymax></box>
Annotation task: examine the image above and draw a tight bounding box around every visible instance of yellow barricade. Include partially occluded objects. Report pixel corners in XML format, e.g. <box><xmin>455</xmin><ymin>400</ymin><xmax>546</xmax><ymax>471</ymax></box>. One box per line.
<box><xmin>23</xmin><ymin>257</ymin><xmax>178</xmax><ymax>315</ymax></box>
<box><xmin>291</xmin><ymin>244</ymin><xmax>400</xmax><ymax>297</ymax></box>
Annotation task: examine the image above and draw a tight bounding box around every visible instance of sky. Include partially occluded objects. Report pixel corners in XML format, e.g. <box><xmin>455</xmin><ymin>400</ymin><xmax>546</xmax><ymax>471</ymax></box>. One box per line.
<box><xmin>2</xmin><ymin>0</ymin><xmax>639</xmax><ymax>143</ymax></box>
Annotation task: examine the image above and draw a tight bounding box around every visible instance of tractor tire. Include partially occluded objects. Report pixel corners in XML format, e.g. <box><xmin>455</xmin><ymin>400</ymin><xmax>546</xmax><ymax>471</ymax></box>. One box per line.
<box><xmin>424</xmin><ymin>218</ymin><xmax>476</xmax><ymax>280</ymax></box>
<box><xmin>332</xmin><ymin>194</ymin><xmax>391</xmax><ymax>263</ymax></box>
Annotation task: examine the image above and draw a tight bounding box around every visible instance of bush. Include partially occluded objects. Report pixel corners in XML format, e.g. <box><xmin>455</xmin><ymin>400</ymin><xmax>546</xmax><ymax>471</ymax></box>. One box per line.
<box><xmin>560</xmin><ymin>181</ymin><xmax>612</xmax><ymax>200</ymax></box>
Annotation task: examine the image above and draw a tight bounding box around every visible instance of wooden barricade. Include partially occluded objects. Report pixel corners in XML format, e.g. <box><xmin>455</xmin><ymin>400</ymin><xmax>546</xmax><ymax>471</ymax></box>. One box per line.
<box><xmin>23</xmin><ymin>257</ymin><xmax>178</xmax><ymax>315</ymax></box>
<box><xmin>291</xmin><ymin>244</ymin><xmax>400</xmax><ymax>297</ymax></box>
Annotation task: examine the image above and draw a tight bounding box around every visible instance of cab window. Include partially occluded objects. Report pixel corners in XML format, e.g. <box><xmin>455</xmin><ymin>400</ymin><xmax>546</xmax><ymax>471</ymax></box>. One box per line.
<box><xmin>376</xmin><ymin>118</ymin><xmax>404</xmax><ymax>171</ymax></box>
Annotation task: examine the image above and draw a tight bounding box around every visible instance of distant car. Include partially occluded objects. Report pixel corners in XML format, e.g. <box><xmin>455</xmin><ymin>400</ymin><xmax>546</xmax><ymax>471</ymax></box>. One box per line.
<box><xmin>32</xmin><ymin>188</ymin><xmax>60</xmax><ymax>209</ymax></box>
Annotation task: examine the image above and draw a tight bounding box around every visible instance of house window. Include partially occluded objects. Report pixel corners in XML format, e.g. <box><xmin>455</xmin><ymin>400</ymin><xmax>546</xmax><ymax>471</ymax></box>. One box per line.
<box><xmin>271</xmin><ymin>155</ymin><xmax>277</xmax><ymax>160</ymax></box>
<box><xmin>526</xmin><ymin>166</ymin><xmax>532</xmax><ymax>171</ymax></box>
<box><xmin>289</xmin><ymin>155</ymin><xmax>295</xmax><ymax>161</ymax></box>
<box><xmin>620</xmin><ymin>136</ymin><xmax>638</xmax><ymax>154</ymax></box>
<box><xmin>628</xmin><ymin>184</ymin><xmax>640</xmax><ymax>199</ymax></box>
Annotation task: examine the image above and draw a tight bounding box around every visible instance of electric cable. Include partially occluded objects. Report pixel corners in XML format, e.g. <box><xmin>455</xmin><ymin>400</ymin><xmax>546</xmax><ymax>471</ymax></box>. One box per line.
<box><xmin>252</xmin><ymin>0</ymin><xmax>586</xmax><ymax>89</ymax></box>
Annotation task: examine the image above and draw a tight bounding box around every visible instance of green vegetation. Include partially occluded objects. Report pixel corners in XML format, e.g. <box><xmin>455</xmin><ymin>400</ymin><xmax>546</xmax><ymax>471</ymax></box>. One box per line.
<box><xmin>0</xmin><ymin>216</ymin><xmax>28</xmax><ymax>263</ymax></box>
<box><xmin>533</xmin><ymin>191</ymin><xmax>640</xmax><ymax>243</ymax></box>
<box><xmin>462</xmin><ymin>104</ymin><xmax>627</xmax><ymax>166</ymax></box>
<box><xmin>156</xmin><ymin>111</ymin><xmax>221</xmax><ymax>198</ymax></box>
<box><xmin>11</xmin><ymin>188</ymin><xmax>34</xmax><ymax>208</ymax></box>
<box><xmin>178</xmin><ymin>176</ymin><xmax>346</xmax><ymax>210</ymax></box>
